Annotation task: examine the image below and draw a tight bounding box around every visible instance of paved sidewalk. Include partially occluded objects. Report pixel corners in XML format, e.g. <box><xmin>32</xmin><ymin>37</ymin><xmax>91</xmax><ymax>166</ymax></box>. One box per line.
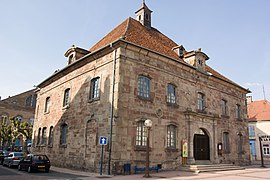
<box><xmin>50</xmin><ymin>164</ymin><xmax>270</xmax><ymax>180</ymax></box>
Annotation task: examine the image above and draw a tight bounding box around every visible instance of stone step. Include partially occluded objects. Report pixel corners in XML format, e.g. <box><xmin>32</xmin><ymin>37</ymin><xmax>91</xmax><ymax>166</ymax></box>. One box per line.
<box><xmin>188</xmin><ymin>164</ymin><xmax>245</xmax><ymax>173</ymax></box>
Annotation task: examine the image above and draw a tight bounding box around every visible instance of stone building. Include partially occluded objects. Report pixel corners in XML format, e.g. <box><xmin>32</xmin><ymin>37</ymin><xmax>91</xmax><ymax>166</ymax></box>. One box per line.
<box><xmin>32</xmin><ymin>2</ymin><xmax>250</xmax><ymax>173</ymax></box>
<box><xmin>247</xmin><ymin>97</ymin><xmax>270</xmax><ymax>161</ymax></box>
<box><xmin>0</xmin><ymin>89</ymin><xmax>36</xmax><ymax>149</ymax></box>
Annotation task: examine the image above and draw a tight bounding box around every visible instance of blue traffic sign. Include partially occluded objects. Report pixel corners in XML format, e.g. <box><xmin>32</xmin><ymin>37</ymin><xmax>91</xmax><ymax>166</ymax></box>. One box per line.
<box><xmin>99</xmin><ymin>136</ymin><xmax>108</xmax><ymax>145</ymax></box>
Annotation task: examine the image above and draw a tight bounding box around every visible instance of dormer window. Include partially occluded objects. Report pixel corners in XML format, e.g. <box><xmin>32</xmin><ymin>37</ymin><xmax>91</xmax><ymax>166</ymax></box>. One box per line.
<box><xmin>68</xmin><ymin>54</ymin><xmax>74</xmax><ymax>64</ymax></box>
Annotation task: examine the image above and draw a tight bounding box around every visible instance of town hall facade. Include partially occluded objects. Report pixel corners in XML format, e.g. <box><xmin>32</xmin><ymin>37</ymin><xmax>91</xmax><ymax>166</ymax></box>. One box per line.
<box><xmin>32</xmin><ymin>2</ymin><xmax>250</xmax><ymax>173</ymax></box>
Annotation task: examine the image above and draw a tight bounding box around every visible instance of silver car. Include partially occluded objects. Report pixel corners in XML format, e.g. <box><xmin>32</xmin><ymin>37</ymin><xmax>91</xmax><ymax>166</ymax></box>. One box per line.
<box><xmin>3</xmin><ymin>152</ymin><xmax>24</xmax><ymax>167</ymax></box>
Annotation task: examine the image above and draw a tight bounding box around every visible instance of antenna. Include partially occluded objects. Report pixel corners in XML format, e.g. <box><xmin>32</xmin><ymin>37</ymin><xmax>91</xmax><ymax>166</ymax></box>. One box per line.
<box><xmin>263</xmin><ymin>85</ymin><xmax>266</xmax><ymax>100</ymax></box>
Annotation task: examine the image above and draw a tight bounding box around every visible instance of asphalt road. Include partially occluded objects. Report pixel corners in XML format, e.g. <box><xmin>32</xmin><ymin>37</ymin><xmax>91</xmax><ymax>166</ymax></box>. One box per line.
<box><xmin>0</xmin><ymin>164</ymin><xmax>89</xmax><ymax>180</ymax></box>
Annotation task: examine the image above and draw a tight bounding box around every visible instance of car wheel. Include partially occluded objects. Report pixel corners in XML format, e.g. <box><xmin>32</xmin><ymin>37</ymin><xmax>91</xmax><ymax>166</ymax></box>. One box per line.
<box><xmin>8</xmin><ymin>163</ymin><xmax>11</xmax><ymax>168</ymax></box>
<box><xmin>45</xmin><ymin>168</ymin><xmax>49</xmax><ymax>173</ymax></box>
<box><xmin>27</xmin><ymin>166</ymin><xmax>32</xmax><ymax>173</ymax></box>
<box><xmin>18</xmin><ymin>165</ymin><xmax>22</xmax><ymax>171</ymax></box>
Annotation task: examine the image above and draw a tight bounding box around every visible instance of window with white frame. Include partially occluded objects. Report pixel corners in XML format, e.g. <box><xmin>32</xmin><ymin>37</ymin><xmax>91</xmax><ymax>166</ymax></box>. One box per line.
<box><xmin>167</xmin><ymin>125</ymin><xmax>177</xmax><ymax>148</ymax></box>
<box><xmin>197</xmin><ymin>92</ymin><xmax>205</xmax><ymax>111</ymax></box>
<box><xmin>248</xmin><ymin>125</ymin><xmax>255</xmax><ymax>138</ymax></box>
<box><xmin>221</xmin><ymin>99</ymin><xmax>228</xmax><ymax>116</ymax></box>
<box><xmin>136</xmin><ymin>121</ymin><xmax>147</xmax><ymax>146</ymax></box>
<box><xmin>90</xmin><ymin>77</ymin><xmax>100</xmax><ymax>100</ymax></box>
<box><xmin>63</xmin><ymin>88</ymin><xmax>70</xmax><ymax>107</ymax></box>
<box><xmin>263</xmin><ymin>144</ymin><xmax>270</xmax><ymax>155</ymax></box>
<box><xmin>167</xmin><ymin>84</ymin><xmax>176</xmax><ymax>104</ymax></box>
<box><xmin>138</xmin><ymin>76</ymin><xmax>150</xmax><ymax>98</ymax></box>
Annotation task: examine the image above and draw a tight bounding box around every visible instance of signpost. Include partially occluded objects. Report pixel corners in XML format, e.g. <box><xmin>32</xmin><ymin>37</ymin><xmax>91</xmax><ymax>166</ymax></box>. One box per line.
<box><xmin>99</xmin><ymin>136</ymin><xmax>108</xmax><ymax>175</ymax></box>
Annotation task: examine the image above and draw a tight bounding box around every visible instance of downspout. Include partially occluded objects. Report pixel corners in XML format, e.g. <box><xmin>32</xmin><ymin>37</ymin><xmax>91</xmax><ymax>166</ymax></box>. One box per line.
<box><xmin>108</xmin><ymin>43</ymin><xmax>117</xmax><ymax>175</ymax></box>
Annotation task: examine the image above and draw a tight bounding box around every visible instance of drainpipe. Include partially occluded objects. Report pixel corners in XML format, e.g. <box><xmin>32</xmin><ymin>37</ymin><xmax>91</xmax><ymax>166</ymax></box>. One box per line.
<box><xmin>108</xmin><ymin>43</ymin><xmax>117</xmax><ymax>175</ymax></box>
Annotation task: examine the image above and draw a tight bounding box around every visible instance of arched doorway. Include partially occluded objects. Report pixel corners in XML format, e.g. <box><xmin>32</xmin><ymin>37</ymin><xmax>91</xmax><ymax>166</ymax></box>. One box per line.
<box><xmin>193</xmin><ymin>128</ymin><xmax>210</xmax><ymax>160</ymax></box>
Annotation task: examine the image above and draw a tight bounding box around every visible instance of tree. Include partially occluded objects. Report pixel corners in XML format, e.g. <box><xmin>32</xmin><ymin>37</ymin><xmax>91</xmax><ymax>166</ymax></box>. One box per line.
<box><xmin>9</xmin><ymin>117</ymin><xmax>32</xmax><ymax>153</ymax></box>
<box><xmin>0</xmin><ymin>123</ymin><xmax>12</xmax><ymax>149</ymax></box>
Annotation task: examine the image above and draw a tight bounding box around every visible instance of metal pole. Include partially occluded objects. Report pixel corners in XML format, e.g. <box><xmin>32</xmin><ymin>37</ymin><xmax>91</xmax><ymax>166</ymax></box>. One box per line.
<box><xmin>144</xmin><ymin>127</ymin><xmax>150</xmax><ymax>178</ymax></box>
<box><xmin>259</xmin><ymin>136</ymin><xmax>265</xmax><ymax>167</ymax></box>
<box><xmin>100</xmin><ymin>145</ymin><xmax>104</xmax><ymax>175</ymax></box>
<box><xmin>108</xmin><ymin>47</ymin><xmax>117</xmax><ymax>175</ymax></box>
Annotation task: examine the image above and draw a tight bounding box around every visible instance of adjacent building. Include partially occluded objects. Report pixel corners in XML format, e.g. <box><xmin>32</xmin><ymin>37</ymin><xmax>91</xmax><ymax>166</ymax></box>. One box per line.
<box><xmin>247</xmin><ymin>97</ymin><xmax>270</xmax><ymax>161</ymax></box>
<box><xmin>0</xmin><ymin>89</ymin><xmax>36</xmax><ymax>149</ymax></box>
<box><xmin>32</xmin><ymin>2</ymin><xmax>251</xmax><ymax>173</ymax></box>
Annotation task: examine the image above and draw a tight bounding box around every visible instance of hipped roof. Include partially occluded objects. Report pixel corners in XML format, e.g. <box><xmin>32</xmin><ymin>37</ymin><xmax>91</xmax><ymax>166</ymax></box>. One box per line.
<box><xmin>248</xmin><ymin>100</ymin><xmax>270</xmax><ymax>121</ymax></box>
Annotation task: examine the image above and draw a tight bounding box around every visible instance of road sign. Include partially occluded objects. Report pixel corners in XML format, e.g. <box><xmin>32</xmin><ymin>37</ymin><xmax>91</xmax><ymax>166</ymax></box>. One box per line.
<box><xmin>99</xmin><ymin>136</ymin><xmax>108</xmax><ymax>145</ymax></box>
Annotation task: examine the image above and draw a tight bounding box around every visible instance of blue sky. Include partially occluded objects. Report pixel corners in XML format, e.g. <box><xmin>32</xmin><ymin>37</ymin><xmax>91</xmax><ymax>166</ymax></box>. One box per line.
<box><xmin>0</xmin><ymin>0</ymin><xmax>269</xmax><ymax>101</ymax></box>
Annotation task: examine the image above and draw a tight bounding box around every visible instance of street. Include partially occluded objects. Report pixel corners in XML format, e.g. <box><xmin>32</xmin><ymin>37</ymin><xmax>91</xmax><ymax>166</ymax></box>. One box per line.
<box><xmin>1</xmin><ymin>164</ymin><xmax>270</xmax><ymax>180</ymax></box>
<box><xmin>0</xmin><ymin>165</ymin><xmax>89</xmax><ymax>180</ymax></box>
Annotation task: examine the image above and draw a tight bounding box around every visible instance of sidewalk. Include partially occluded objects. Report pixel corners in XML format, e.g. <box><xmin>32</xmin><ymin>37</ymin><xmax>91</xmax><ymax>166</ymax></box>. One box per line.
<box><xmin>50</xmin><ymin>164</ymin><xmax>270</xmax><ymax>180</ymax></box>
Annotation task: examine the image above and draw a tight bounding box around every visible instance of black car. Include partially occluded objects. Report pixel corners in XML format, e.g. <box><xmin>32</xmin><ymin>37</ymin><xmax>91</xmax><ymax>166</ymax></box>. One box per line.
<box><xmin>18</xmin><ymin>154</ymin><xmax>50</xmax><ymax>173</ymax></box>
<box><xmin>0</xmin><ymin>151</ymin><xmax>10</xmax><ymax>165</ymax></box>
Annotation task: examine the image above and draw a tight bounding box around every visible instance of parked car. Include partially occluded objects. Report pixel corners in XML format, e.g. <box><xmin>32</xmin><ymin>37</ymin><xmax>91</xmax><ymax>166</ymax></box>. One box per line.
<box><xmin>18</xmin><ymin>154</ymin><xmax>50</xmax><ymax>173</ymax></box>
<box><xmin>0</xmin><ymin>151</ymin><xmax>10</xmax><ymax>165</ymax></box>
<box><xmin>3</xmin><ymin>152</ymin><xmax>24</xmax><ymax>167</ymax></box>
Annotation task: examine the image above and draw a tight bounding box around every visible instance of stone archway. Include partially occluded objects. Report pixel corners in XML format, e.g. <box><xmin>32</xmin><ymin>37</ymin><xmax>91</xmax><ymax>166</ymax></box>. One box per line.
<box><xmin>193</xmin><ymin>128</ymin><xmax>210</xmax><ymax>160</ymax></box>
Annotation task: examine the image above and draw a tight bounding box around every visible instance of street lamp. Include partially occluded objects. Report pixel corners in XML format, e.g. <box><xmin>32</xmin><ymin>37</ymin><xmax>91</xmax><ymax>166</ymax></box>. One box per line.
<box><xmin>258</xmin><ymin>134</ymin><xmax>266</xmax><ymax>168</ymax></box>
<box><xmin>144</xmin><ymin>119</ymin><xmax>152</xmax><ymax>178</ymax></box>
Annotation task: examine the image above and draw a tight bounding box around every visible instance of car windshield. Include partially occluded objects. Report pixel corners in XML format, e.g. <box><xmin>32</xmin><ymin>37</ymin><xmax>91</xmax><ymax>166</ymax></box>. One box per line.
<box><xmin>33</xmin><ymin>155</ymin><xmax>49</xmax><ymax>161</ymax></box>
<box><xmin>14</xmin><ymin>152</ymin><xmax>24</xmax><ymax>157</ymax></box>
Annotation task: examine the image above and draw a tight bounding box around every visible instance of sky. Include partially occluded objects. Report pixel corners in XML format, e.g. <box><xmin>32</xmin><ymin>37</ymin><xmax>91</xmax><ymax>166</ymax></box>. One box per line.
<box><xmin>0</xmin><ymin>0</ymin><xmax>269</xmax><ymax>101</ymax></box>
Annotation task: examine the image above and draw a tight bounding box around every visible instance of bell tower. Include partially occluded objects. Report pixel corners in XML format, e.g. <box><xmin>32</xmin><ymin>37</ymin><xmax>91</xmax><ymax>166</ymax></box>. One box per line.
<box><xmin>135</xmin><ymin>0</ymin><xmax>152</xmax><ymax>28</ymax></box>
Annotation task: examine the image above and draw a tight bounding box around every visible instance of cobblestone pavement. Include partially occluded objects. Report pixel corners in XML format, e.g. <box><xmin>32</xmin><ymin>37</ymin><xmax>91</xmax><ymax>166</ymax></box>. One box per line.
<box><xmin>49</xmin><ymin>164</ymin><xmax>270</xmax><ymax>180</ymax></box>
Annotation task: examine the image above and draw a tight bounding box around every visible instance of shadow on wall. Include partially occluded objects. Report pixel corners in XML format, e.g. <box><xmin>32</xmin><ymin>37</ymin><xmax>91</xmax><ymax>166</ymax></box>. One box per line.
<box><xmin>33</xmin><ymin>72</ymin><xmax>116</xmax><ymax>172</ymax></box>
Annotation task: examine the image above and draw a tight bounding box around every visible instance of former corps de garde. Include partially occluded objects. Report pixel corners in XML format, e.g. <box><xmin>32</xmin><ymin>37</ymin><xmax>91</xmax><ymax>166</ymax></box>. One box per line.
<box><xmin>32</xmin><ymin>1</ymin><xmax>251</xmax><ymax>174</ymax></box>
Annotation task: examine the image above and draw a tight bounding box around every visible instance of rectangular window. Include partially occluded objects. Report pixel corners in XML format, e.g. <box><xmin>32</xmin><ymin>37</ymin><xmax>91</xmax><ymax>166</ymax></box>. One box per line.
<box><xmin>263</xmin><ymin>144</ymin><xmax>270</xmax><ymax>155</ymax></box>
<box><xmin>44</xmin><ymin>97</ymin><xmax>50</xmax><ymax>113</ymax></box>
<box><xmin>41</xmin><ymin>127</ymin><xmax>47</xmax><ymax>145</ymax></box>
<box><xmin>138</xmin><ymin>76</ymin><xmax>150</xmax><ymax>98</ymax></box>
<box><xmin>37</xmin><ymin>128</ymin><xmax>41</xmax><ymax>145</ymax></box>
<box><xmin>48</xmin><ymin>126</ymin><xmax>54</xmax><ymax>146</ymax></box>
<box><xmin>63</xmin><ymin>88</ymin><xmax>70</xmax><ymax>107</ymax></box>
<box><xmin>60</xmin><ymin>124</ymin><xmax>68</xmax><ymax>145</ymax></box>
<box><xmin>238</xmin><ymin>134</ymin><xmax>243</xmax><ymax>153</ymax></box>
<box><xmin>236</xmin><ymin>104</ymin><xmax>241</xmax><ymax>119</ymax></box>
<box><xmin>136</xmin><ymin>121</ymin><xmax>147</xmax><ymax>146</ymax></box>
<box><xmin>197</xmin><ymin>93</ymin><xmax>205</xmax><ymax>111</ymax></box>
<box><xmin>248</xmin><ymin>126</ymin><xmax>255</xmax><ymax>138</ymax></box>
<box><xmin>221</xmin><ymin>99</ymin><xmax>228</xmax><ymax>116</ymax></box>
<box><xmin>90</xmin><ymin>77</ymin><xmax>100</xmax><ymax>100</ymax></box>
<box><xmin>167</xmin><ymin>125</ymin><xmax>177</xmax><ymax>148</ymax></box>
<box><xmin>223</xmin><ymin>132</ymin><xmax>230</xmax><ymax>152</ymax></box>
<box><xmin>167</xmin><ymin>84</ymin><xmax>176</xmax><ymax>104</ymax></box>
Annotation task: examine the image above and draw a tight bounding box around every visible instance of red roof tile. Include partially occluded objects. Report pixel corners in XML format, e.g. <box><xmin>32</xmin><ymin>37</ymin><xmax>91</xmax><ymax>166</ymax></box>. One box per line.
<box><xmin>248</xmin><ymin>100</ymin><xmax>270</xmax><ymax>121</ymax></box>
<box><xmin>89</xmin><ymin>17</ymin><xmax>247</xmax><ymax>91</ymax></box>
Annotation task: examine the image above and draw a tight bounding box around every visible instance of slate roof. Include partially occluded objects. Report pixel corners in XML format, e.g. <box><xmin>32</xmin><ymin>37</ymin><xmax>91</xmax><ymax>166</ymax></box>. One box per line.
<box><xmin>89</xmin><ymin>17</ymin><xmax>247</xmax><ymax>91</ymax></box>
<box><xmin>248</xmin><ymin>100</ymin><xmax>270</xmax><ymax>121</ymax></box>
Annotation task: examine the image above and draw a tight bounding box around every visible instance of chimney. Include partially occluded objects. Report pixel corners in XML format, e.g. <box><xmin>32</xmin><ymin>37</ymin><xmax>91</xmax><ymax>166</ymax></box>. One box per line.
<box><xmin>246</xmin><ymin>96</ymin><xmax>253</xmax><ymax>104</ymax></box>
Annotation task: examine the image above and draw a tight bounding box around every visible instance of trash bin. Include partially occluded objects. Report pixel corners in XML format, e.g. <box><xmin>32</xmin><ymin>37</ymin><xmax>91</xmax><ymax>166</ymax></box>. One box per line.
<box><xmin>123</xmin><ymin>163</ymin><xmax>131</xmax><ymax>175</ymax></box>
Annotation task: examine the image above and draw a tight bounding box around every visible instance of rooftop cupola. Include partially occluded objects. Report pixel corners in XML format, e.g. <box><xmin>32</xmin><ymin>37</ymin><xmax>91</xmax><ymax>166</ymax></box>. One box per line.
<box><xmin>135</xmin><ymin>0</ymin><xmax>152</xmax><ymax>28</ymax></box>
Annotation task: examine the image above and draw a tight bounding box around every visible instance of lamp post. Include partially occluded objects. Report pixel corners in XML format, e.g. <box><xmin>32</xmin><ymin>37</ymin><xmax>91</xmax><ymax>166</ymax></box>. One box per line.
<box><xmin>258</xmin><ymin>134</ymin><xmax>266</xmax><ymax>168</ymax></box>
<box><xmin>144</xmin><ymin>119</ymin><xmax>152</xmax><ymax>178</ymax></box>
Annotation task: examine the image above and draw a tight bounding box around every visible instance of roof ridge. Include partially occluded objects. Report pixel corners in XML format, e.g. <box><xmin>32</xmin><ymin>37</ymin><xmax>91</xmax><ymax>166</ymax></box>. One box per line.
<box><xmin>122</xmin><ymin>17</ymin><xmax>132</xmax><ymax>39</ymax></box>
